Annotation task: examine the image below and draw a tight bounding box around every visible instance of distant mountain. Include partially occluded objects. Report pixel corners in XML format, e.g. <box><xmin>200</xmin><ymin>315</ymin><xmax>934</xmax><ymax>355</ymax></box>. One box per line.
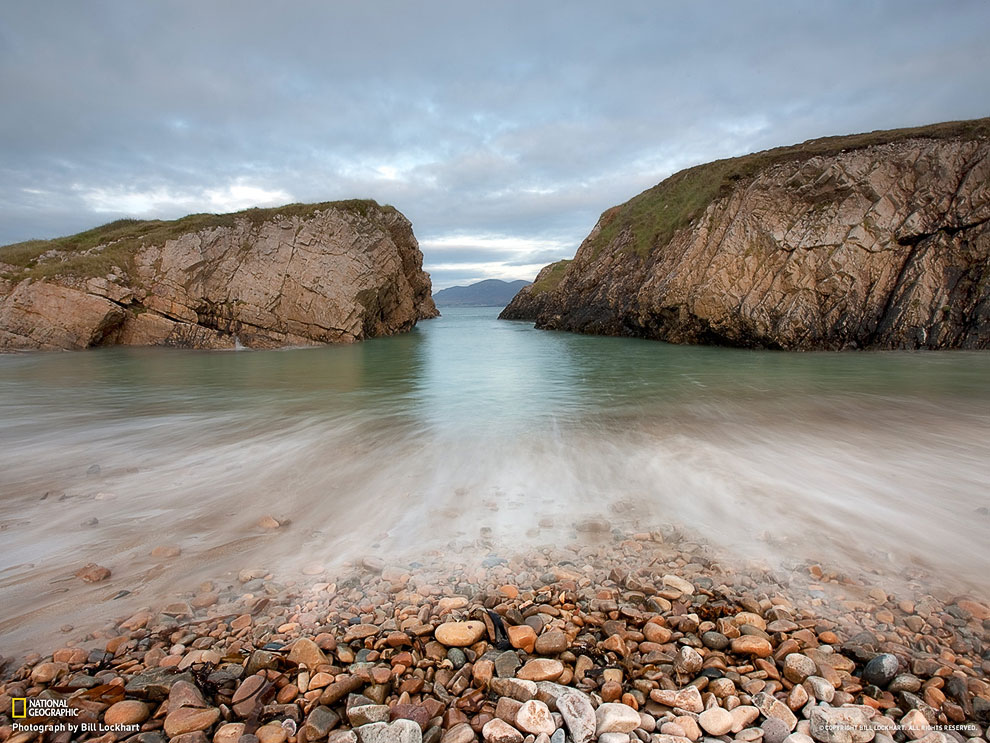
<box><xmin>433</xmin><ymin>278</ymin><xmax>532</xmax><ymax>307</ymax></box>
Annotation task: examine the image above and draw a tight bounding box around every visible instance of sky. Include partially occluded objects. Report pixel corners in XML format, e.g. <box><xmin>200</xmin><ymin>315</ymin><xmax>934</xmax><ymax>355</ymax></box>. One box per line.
<box><xmin>1</xmin><ymin>2</ymin><xmax>989</xmax><ymax>289</ymax></box>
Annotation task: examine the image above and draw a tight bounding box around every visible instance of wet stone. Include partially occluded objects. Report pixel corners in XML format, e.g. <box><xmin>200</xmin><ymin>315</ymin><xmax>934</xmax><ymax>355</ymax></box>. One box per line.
<box><xmin>447</xmin><ymin>648</ymin><xmax>467</xmax><ymax>669</ymax></box>
<box><xmin>163</xmin><ymin>706</ymin><xmax>220</xmax><ymax>737</ymax></box>
<box><xmin>862</xmin><ymin>654</ymin><xmax>900</xmax><ymax>688</ymax></box>
<box><xmin>702</xmin><ymin>631</ymin><xmax>730</xmax><ymax>650</ymax></box>
<box><xmin>288</xmin><ymin>637</ymin><xmax>329</xmax><ymax>668</ymax></box>
<box><xmin>104</xmin><ymin>700</ymin><xmax>151</xmax><ymax>726</ymax></box>
<box><xmin>124</xmin><ymin>668</ymin><xmax>195</xmax><ymax>701</ymax></box>
<box><xmin>435</xmin><ymin>621</ymin><xmax>486</xmax><ymax>647</ymax></box>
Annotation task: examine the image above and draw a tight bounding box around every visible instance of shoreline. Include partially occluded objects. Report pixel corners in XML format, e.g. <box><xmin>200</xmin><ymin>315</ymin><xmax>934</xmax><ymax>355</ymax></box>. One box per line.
<box><xmin>1</xmin><ymin>529</ymin><xmax>988</xmax><ymax>743</ymax></box>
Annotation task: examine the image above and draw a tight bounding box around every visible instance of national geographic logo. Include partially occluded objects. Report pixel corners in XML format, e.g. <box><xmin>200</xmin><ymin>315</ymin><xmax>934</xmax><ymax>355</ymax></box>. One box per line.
<box><xmin>10</xmin><ymin>697</ymin><xmax>79</xmax><ymax>718</ymax></box>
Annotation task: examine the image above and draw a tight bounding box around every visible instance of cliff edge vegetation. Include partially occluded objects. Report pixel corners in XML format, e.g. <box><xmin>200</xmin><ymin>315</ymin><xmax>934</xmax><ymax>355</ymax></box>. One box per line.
<box><xmin>501</xmin><ymin>118</ymin><xmax>990</xmax><ymax>350</ymax></box>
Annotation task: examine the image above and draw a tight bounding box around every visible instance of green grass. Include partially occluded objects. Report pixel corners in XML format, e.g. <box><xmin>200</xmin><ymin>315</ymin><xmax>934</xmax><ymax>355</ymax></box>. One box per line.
<box><xmin>530</xmin><ymin>259</ymin><xmax>572</xmax><ymax>295</ymax></box>
<box><xmin>589</xmin><ymin>117</ymin><xmax>990</xmax><ymax>259</ymax></box>
<box><xmin>0</xmin><ymin>199</ymin><xmax>392</xmax><ymax>282</ymax></box>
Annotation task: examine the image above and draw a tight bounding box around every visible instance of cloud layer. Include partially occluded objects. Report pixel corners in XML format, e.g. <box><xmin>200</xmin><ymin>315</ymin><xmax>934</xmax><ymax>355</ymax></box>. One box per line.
<box><xmin>2</xmin><ymin>1</ymin><xmax>988</xmax><ymax>287</ymax></box>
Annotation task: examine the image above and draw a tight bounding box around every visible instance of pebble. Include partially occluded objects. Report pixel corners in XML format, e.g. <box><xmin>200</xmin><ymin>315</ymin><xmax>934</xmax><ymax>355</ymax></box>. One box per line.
<box><xmin>753</xmin><ymin>692</ymin><xmax>798</xmax><ymax>732</ymax></box>
<box><xmin>104</xmin><ymin>699</ymin><xmax>151</xmax><ymax>726</ymax></box>
<box><xmin>163</xmin><ymin>707</ymin><xmax>221</xmax><ymax>737</ymax></box>
<box><xmin>534</xmin><ymin>629</ymin><xmax>568</xmax><ymax>654</ymax></box>
<box><xmin>287</xmin><ymin>637</ymin><xmax>329</xmax><ymax>667</ymax></box>
<box><xmin>483</xmin><ymin>718</ymin><xmax>525</xmax><ymax>743</ymax></box>
<box><xmin>517</xmin><ymin>658</ymin><xmax>564</xmax><ymax>682</ymax></box>
<box><xmin>495</xmin><ymin>650</ymin><xmax>522</xmax><ymax>678</ymax></box>
<box><xmin>4</xmin><ymin>528</ymin><xmax>986</xmax><ymax>743</ymax></box>
<box><xmin>350</xmin><ymin>704</ymin><xmax>392</xmax><ymax>726</ymax></box>
<box><xmin>862</xmin><ymin>653</ymin><xmax>900</xmax><ymax>687</ymax></box>
<box><xmin>651</xmin><ymin>687</ymin><xmax>704</xmax><ymax>713</ymax></box>
<box><xmin>304</xmin><ymin>706</ymin><xmax>342</xmax><ymax>740</ymax></box>
<box><xmin>702</xmin><ymin>631</ymin><xmax>730</xmax><ymax>650</ymax></box>
<box><xmin>732</xmin><ymin>636</ymin><xmax>774</xmax><ymax>657</ymax></box>
<box><xmin>74</xmin><ymin>563</ymin><xmax>111</xmax><ymax>582</ymax></box>
<box><xmin>516</xmin><ymin>700</ymin><xmax>556</xmax><ymax>736</ymax></box>
<box><xmin>443</xmin><ymin>723</ymin><xmax>477</xmax><ymax>743</ymax></box>
<box><xmin>674</xmin><ymin>646</ymin><xmax>703</xmax><ymax>674</ymax></box>
<box><xmin>698</xmin><ymin>707</ymin><xmax>734</xmax><ymax>736</ymax></box>
<box><xmin>358</xmin><ymin>720</ymin><xmax>423</xmax><ymax>743</ymax></box>
<box><xmin>151</xmin><ymin>544</ymin><xmax>182</xmax><ymax>558</ymax></box>
<box><xmin>509</xmin><ymin>625</ymin><xmax>537</xmax><ymax>652</ymax></box>
<box><xmin>662</xmin><ymin>575</ymin><xmax>695</xmax><ymax>594</ymax></box>
<box><xmin>763</xmin><ymin>717</ymin><xmax>792</xmax><ymax>743</ymax></box>
<box><xmin>491</xmin><ymin>677</ymin><xmax>537</xmax><ymax>701</ymax></box>
<box><xmin>435</xmin><ymin>621</ymin><xmax>487</xmax><ymax>647</ymax></box>
<box><xmin>215</xmin><ymin>723</ymin><xmax>246</xmax><ymax>743</ymax></box>
<box><xmin>644</xmin><ymin>623</ymin><xmax>673</xmax><ymax>644</ymax></box>
<box><xmin>595</xmin><ymin>703</ymin><xmax>642</xmax><ymax>734</ymax></box>
<box><xmin>783</xmin><ymin>653</ymin><xmax>817</xmax><ymax>683</ymax></box>
<box><xmin>556</xmin><ymin>690</ymin><xmax>597</xmax><ymax>743</ymax></box>
<box><xmin>257</xmin><ymin>724</ymin><xmax>289</xmax><ymax>743</ymax></box>
<box><xmin>804</xmin><ymin>676</ymin><xmax>835</xmax><ymax>703</ymax></box>
<box><xmin>731</xmin><ymin>706</ymin><xmax>761</xmax><ymax>734</ymax></box>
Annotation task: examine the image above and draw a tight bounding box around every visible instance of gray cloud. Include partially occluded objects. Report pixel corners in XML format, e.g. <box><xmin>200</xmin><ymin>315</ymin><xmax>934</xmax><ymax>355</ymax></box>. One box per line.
<box><xmin>1</xmin><ymin>1</ymin><xmax>988</xmax><ymax>288</ymax></box>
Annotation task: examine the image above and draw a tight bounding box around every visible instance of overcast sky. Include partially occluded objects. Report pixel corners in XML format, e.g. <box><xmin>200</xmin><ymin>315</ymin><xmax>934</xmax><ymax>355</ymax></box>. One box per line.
<box><xmin>2</xmin><ymin>2</ymin><xmax>989</xmax><ymax>289</ymax></box>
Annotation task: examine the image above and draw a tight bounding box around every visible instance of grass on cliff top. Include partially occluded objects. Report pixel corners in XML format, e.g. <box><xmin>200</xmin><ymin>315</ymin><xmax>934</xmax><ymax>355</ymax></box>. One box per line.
<box><xmin>530</xmin><ymin>260</ymin><xmax>573</xmax><ymax>296</ymax></box>
<box><xmin>0</xmin><ymin>199</ymin><xmax>391</xmax><ymax>281</ymax></box>
<box><xmin>590</xmin><ymin>116</ymin><xmax>990</xmax><ymax>259</ymax></box>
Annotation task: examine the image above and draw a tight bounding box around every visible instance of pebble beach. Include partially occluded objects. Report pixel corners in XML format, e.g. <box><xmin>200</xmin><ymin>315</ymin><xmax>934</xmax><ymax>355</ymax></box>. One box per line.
<box><xmin>2</xmin><ymin>525</ymin><xmax>988</xmax><ymax>743</ymax></box>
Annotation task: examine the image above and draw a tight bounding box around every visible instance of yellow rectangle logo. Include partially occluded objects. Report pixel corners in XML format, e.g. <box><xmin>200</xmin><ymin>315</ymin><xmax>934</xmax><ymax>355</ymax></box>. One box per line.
<box><xmin>11</xmin><ymin>698</ymin><xmax>26</xmax><ymax>718</ymax></box>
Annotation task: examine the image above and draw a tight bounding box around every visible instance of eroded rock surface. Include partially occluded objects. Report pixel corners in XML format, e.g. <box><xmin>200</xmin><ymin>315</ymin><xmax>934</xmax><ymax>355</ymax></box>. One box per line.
<box><xmin>0</xmin><ymin>200</ymin><xmax>438</xmax><ymax>351</ymax></box>
<box><xmin>502</xmin><ymin>120</ymin><xmax>990</xmax><ymax>349</ymax></box>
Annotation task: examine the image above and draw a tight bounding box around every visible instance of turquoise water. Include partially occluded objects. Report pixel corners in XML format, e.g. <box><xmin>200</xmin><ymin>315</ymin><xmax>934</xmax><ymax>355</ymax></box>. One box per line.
<box><xmin>1</xmin><ymin>307</ymin><xmax>989</xmax><ymax>645</ymax></box>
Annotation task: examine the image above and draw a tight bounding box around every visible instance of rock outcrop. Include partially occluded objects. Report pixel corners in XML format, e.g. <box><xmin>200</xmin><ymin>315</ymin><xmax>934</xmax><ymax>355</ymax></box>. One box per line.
<box><xmin>0</xmin><ymin>200</ymin><xmax>438</xmax><ymax>351</ymax></box>
<box><xmin>501</xmin><ymin>119</ymin><xmax>990</xmax><ymax>350</ymax></box>
<box><xmin>497</xmin><ymin>261</ymin><xmax>569</xmax><ymax>320</ymax></box>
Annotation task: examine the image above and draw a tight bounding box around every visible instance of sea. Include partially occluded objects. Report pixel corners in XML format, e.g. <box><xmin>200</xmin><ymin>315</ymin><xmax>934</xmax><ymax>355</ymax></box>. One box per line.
<box><xmin>1</xmin><ymin>306</ymin><xmax>988</xmax><ymax>649</ymax></box>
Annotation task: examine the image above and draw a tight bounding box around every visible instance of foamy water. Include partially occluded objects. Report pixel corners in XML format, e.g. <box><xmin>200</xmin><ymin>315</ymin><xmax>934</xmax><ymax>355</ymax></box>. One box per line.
<box><xmin>1</xmin><ymin>306</ymin><xmax>988</xmax><ymax>652</ymax></box>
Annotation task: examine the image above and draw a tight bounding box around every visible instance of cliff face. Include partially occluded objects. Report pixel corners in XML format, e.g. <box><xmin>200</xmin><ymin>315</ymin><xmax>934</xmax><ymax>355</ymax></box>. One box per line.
<box><xmin>502</xmin><ymin>119</ymin><xmax>990</xmax><ymax>350</ymax></box>
<box><xmin>0</xmin><ymin>200</ymin><xmax>438</xmax><ymax>351</ymax></box>
<box><xmin>498</xmin><ymin>261</ymin><xmax>570</xmax><ymax>320</ymax></box>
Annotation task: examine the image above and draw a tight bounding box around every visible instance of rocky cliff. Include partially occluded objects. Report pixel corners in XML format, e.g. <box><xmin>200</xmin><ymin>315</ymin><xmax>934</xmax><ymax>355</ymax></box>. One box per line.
<box><xmin>0</xmin><ymin>200</ymin><xmax>438</xmax><ymax>351</ymax></box>
<box><xmin>501</xmin><ymin>119</ymin><xmax>990</xmax><ymax>350</ymax></box>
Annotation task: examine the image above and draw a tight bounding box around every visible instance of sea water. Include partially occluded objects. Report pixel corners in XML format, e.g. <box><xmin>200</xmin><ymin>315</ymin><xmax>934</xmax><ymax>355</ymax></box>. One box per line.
<box><xmin>1</xmin><ymin>306</ymin><xmax>988</xmax><ymax>649</ymax></box>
